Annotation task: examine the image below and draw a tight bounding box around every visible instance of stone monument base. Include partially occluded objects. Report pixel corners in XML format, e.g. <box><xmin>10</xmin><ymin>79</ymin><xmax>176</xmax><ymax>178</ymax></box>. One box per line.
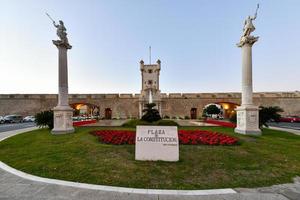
<box><xmin>234</xmin><ymin>105</ymin><xmax>261</xmax><ymax>136</ymax></box>
<box><xmin>51</xmin><ymin>106</ymin><xmax>74</xmax><ymax>134</ymax></box>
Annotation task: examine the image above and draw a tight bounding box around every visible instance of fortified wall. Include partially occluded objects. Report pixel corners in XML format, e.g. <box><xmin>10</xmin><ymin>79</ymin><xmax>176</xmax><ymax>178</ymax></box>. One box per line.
<box><xmin>0</xmin><ymin>92</ymin><xmax>299</xmax><ymax>118</ymax></box>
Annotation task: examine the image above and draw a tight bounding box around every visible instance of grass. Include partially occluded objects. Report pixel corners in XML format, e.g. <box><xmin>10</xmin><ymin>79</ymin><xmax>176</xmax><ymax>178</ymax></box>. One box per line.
<box><xmin>0</xmin><ymin>126</ymin><xmax>299</xmax><ymax>189</ymax></box>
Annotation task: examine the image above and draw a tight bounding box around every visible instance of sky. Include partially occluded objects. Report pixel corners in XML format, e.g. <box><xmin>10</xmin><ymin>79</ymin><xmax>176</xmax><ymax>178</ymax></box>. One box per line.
<box><xmin>0</xmin><ymin>0</ymin><xmax>299</xmax><ymax>94</ymax></box>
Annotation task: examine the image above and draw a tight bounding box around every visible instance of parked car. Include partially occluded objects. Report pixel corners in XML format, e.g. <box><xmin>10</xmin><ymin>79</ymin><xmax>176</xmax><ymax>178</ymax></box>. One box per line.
<box><xmin>4</xmin><ymin>115</ymin><xmax>23</xmax><ymax>123</ymax></box>
<box><xmin>23</xmin><ymin>116</ymin><xmax>35</xmax><ymax>122</ymax></box>
<box><xmin>280</xmin><ymin>116</ymin><xmax>300</xmax><ymax>123</ymax></box>
<box><xmin>0</xmin><ymin>116</ymin><xmax>4</xmax><ymax>124</ymax></box>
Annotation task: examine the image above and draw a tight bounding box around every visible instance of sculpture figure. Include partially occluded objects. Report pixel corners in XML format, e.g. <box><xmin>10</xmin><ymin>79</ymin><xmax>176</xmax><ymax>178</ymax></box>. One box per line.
<box><xmin>237</xmin><ymin>4</ymin><xmax>259</xmax><ymax>47</ymax></box>
<box><xmin>242</xmin><ymin>4</ymin><xmax>259</xmax><ymax>37</ymax></box>
<box><xmin>53</xmin><ymin>20</ymin><xmax>69</xmax><ymax>45</ymax></box>
<box><xmin>46</xmin><ymin>13</ymin><xmax>71</xmax><ymax>48</ymax></box>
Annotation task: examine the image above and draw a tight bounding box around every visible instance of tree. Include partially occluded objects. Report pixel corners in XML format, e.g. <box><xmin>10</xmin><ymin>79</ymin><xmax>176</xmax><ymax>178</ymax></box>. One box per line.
<box><xmin>141</xmin><ymin>103</ymin><xmax>161</xmax><ymax>122</ymax></box>
<box><xmin>259</xmin><ymin>106</ymin><xmax>283</xmax><ymax>128</ymax></box>
<box><xmin>203</xmin><ymin>104</ymin><xmax>221</xmax><ymax>117</ymax></box>
<box><xmin>35</xmin><ymin>110</ymin><xmax>54</xmax><ymax>129</ymax></box>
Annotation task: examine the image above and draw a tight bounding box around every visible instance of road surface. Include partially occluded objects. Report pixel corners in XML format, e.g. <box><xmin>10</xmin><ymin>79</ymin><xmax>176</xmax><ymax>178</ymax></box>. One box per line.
<box><xmin>0</xmin><ymin>122</ymin><xmax>36</xmax><ymax>133</ymax></box>
<box><xmin>267</xmin><ymin>122</ymin><xmax>300</xmax><ymax>131</ymax></box>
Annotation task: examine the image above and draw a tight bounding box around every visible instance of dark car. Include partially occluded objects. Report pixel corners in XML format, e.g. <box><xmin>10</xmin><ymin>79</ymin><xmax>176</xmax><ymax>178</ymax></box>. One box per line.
<box><xmin>280</xmin><ymin>116</ymin><xmax>300</xmax><ymax>123</ymax></box>
<box><xmin>4</xmin><ymin>115</ymin><xmax>23</xmax><ymax>123</ymax></box>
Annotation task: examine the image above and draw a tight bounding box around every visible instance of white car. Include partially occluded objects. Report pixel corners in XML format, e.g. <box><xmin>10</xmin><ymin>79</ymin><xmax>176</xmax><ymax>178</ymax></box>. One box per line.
<box><xmin>0</xmin><ymin>116</ymin><xmax>4</xmax><ymax>124</ymax></box>
<box><xmin>23</xmin><ymin>116</ymin><xmax>35</xmax><ymax>122</ymax></box>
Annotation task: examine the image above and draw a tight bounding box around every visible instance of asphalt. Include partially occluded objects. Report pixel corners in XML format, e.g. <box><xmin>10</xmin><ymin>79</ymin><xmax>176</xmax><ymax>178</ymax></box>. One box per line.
<box><xmin>267</xmin><ymin>122</ymin><xmax>300</xmax><ymax>131</ymax></box>
<box><xmin>0</xmin><ymin>122</ymin><xmax>36</xmax><ymax>133</ymax></box>
<box><xmin>0</xmin><ymin>127</ymin><xmax>299</xmax><ymax>200</ymax></box>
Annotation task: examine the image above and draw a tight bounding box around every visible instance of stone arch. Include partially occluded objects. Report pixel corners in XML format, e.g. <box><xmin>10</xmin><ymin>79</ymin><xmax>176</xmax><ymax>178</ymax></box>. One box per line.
<box><xmin>214</xmin><ymin>102</ymin><xmax>240</xmax><ymax>119</ymax></box>
<box><xmin>70</xmin><ymin>102</ymin><xmax>100</xmax><ymax>117</ymax></box>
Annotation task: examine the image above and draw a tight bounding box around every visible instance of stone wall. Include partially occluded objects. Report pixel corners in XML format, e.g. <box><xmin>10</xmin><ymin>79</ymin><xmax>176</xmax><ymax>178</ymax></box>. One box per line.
<box><xmin>161</xmin><ymin>92</ymin><xmax>300</xmax><ymax>118</ymax></box>
<box><xmin>0</xmin><ymin>92</ymin><xmax>299</xmax><ymax>118</ymax></box>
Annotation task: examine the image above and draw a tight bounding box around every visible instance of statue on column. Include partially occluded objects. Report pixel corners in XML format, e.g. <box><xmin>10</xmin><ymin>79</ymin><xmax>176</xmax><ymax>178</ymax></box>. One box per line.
<box><xmin>46</xmin><ymin>13</ymin><xmax>72</xmax><ymax>49</ymax></box>
<box><xmin>237</xmin><ymin>4</ymin><xmax>259</xmax><ymax>47</ymax></box>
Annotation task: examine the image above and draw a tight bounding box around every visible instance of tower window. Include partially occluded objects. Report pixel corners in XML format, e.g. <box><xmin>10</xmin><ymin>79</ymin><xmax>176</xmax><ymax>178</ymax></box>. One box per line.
<box><xmin>148</xmin><ymin>69</ymin><xmax>152</xmax><ymax>73</ymax></box>
<box><xmin>148</xmin><ymin>80</ymin><xmax>153</xmax><ymax>85</ymax></box>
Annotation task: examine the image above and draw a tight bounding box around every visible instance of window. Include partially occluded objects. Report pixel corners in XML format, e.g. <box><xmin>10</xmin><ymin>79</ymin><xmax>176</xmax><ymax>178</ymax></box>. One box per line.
<box><xmin>148</xmin><ymin>80</ymin><xmax>153</xmax><ymax>85</ymax></box>
<box><xmin>148</xmin><ymin>69</ymin><xmax>153</xmax><ymax>73</ymax></box>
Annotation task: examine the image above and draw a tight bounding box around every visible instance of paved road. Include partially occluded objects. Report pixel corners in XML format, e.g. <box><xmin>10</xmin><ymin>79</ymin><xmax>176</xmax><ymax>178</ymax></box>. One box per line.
<box><xmin>267</xmin><ymin>122</ymin><xmax>300</xmax><ymax>131</ymax></box>
<box><xmin>0</xmin><ymin>122</ymin><xmax>36</xmax><ymax>133</ymax></box>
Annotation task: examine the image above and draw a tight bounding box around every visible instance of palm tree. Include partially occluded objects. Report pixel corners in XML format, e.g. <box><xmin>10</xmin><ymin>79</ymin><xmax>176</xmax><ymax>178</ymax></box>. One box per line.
<box><xmin>141</xmin><ymin>103</ymin><xmax>161</xmax><ymax>122</ymax></box>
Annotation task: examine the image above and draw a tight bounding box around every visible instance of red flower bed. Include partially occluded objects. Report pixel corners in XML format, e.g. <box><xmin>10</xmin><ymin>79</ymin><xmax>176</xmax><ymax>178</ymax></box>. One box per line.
<box><xmin>178</xmin><ymin>130</ymin><xmax>238</xmax><ymax>145</ymax></box>
<box><xmin>73</xmin><ymin>120</ymin><xmax>97</xmax><ymax>126</ymax></box>
<box><xmin>91</xmin><ymin>130</ymin><xmax>135</xmax><ymax>145</ymax></box>
<box><xmin>205</xmin><ymin>119</ymin><xmax>236</xmax><ymax>128</ymax></box>
<box><xmin>91</xmin><ymin>130</ymin><xmax>238</xmax><ymax>145</ymax></box>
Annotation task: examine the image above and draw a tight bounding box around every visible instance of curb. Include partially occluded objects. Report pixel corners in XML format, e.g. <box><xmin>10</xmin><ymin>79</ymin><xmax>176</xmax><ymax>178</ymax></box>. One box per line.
<box><xmin>0</xmin><ymin>126</ymin><xmax>39</xmax><ymax>142</ymax></box>
<box><xmin>0</xmin><ymin>162</ymin><xmax>236</xmax><ymax>195</ymax></box>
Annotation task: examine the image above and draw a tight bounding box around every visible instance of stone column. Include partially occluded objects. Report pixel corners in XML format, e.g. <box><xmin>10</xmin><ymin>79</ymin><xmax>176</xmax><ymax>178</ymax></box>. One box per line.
<box><xmin>51</xmin><ymin>41</ymin><xmax>74</xmax><ymax>134</ymax></box>
<box><xmin>235</xmin><ymin>37</ymin><xmax>261</xmax><ymax>135</ymax></box>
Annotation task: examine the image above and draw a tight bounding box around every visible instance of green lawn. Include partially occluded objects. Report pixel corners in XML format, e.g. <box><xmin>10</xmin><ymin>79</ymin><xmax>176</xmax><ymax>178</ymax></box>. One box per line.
<box><xmin>0</xmin><ymin>126</ymin><xmax>299</xmax><ymax>189</ymax></box>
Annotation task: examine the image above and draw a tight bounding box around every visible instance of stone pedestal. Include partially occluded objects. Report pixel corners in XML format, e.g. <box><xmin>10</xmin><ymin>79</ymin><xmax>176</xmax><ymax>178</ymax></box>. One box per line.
<box><xmin>51</xmin><ymin>41</ymin><xmax>74</xmax><ymax>134</ymax></box>
<box><xmin>235</xmin><ymin>105</ymin><xmax>261</xmax><ymax>135</ymax></box>
<box><xmin>235</xmin><ymin>37</ymin><xmax>261</xmax><ymax>136</ymax></box>
<box><xmin>52</xmin><ymin>106</ymin><xmax>74</xmax><ymax>134</ymax></box>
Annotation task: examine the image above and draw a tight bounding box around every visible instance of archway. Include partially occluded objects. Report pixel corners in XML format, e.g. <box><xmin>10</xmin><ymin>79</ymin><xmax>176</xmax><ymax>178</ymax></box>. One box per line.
<box><xmin>70</xmin><ymin>103</ymin><xmax>100</xmax><ymax>118</ymax></box>
<box><xmin>190</xmin><ymin>108</ymin><xmax>197</xmax><ymax>119</ymax></box>
<box><xmin>105</xmin><ymin>108</ymin><xmax>112</xmax><ymax>119</ymax></box>
<box><xmin>215</xmin><ymin>102</ymin><xmax>239</xmax><ymax>119</ymax></box>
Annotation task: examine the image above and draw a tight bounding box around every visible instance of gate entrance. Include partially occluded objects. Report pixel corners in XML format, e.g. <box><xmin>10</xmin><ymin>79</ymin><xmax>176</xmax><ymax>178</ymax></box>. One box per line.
<box><xmin>105</xmin><ymin>108</ymin><xmax>112</xmax><ymax>119</ymax></box>
<box><xmin>190</xmin><ymin>108</ymin><xmax>197</xmax><ymax>119</ymax></box>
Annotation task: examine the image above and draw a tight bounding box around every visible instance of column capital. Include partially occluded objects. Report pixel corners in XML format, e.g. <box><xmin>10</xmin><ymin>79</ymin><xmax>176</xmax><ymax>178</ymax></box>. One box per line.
<box><xmin>53</xmin><ymin>40</ymin><xmax>72</xmax><ymax>49</ymax></box>
<box><xmin>237</xmin><ymin>36</ymin><xmax>259</xmax><ymax>48</ymax></box>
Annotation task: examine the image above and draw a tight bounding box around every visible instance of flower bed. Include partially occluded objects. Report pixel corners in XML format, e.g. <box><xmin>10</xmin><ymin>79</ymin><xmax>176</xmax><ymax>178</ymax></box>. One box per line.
<box><xmin>205</xmin><ymin>119</ymin><xmax>236</xmax><ymax>128</ymax></box>
<box><xmin>91</xmin><ymin>130</ymin><xmax>135</xmax><ymax>145</ymax></box>
<box><xmin>73</xmin><ymin>120</ymin><xmax>97</xmax><ymax>126</ymax></box>
<box><xmin>91</xmin><ymin>130</ymin><xmax>238</xmax><ymax>145</ymax></box>
<box><xmin>178</xmin><ymin>130</ymin><xmax>238</xmax><ymax>145</ymax></box>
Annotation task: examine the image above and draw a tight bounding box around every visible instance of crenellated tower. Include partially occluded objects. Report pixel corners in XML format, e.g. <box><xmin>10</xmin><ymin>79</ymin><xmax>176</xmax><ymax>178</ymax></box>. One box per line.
<box><xmin>139</xmin><ymin>59</ymin><xmax>162</xmax><ymax>118</ymax></box>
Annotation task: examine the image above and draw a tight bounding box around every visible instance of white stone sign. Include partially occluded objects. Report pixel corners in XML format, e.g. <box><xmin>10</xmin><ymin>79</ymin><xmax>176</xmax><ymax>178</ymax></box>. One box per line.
<box><xmin>135</xmin><ymin>126</ymin><xmax>179</xmax><ymax>162</ymax></box>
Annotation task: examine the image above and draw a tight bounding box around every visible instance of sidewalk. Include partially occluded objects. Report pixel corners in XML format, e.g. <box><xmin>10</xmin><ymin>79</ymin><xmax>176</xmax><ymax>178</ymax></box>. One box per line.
<box><xmin>0</xmin><ymin>127</ymin><xmax>299</xmax><ymax>199</ymax></box>
<box><xmin>268</xmin><ymin>126</ymin><xmax>300</xmax><ymax>136</ymax></box>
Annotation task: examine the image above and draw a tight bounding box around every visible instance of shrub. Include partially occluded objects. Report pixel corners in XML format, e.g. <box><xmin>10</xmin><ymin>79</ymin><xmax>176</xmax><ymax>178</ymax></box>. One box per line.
<box><xmin>156</xmin><ymin>120</ymin><xmax>179</xmax><ymax>126</ymax></box>
<box><xmin>122</xmin><ymin>119</ymin><xmax>151</xmax><ymax>127</ymax></box>
<box><xmin>259</xmin><ymin>106</ymin><xmax>283</xmax><ymax>128</ymax></box>
<box><xmin>163</xmin><ymin>115</ymin><xmax>170</xmax><ymax>119</ymax></box>
<box><xmin>141</xmin><ymin>103</ymin><xmax>161</xmax><ymax>122</ymax></box>
<box><xmin>184</xmin><ymin>116</ymin><xmax>190</xmax><ymax>120</ymax></box>
<box><xmin>35</xmin><ymin>110</ymin><xmax>53</xmax><ymax>129</ymax></box>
